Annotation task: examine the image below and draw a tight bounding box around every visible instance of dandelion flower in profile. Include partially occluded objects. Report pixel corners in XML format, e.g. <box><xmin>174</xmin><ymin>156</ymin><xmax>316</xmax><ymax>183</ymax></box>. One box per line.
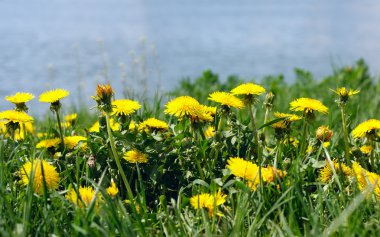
<box><xmin>272</xmin><ymin>112</ymin><xmax>302</xmax><ymax>129</ymax></box>
<box><xmin>231</xmin><ymin>83</ymin><xmax>266</xmax><ymax>96</ymax></box>
<box><xmin>64</xmin><ymin>113</ymin><xmax>77</xmax><ymax>123</ymax></box>
<box><xmin>89</xmin><ymin>118</ymin><xmax>120</xmax><ymax>132</ymax></box>
<box><xmin>289</xmin><ymin>97</ymin><xmax>328</xmax><ymax>114</ymax></box>
<box><xmin>19</xmin><ymin>159</ymin><xmax>60</xmax><ymax>194</ymax></box>
<box><xmin>106</xmin><ymin>181</ymin><xmax>119</xmax><ymax>197</ymax></box>
<box><xmin>138</xmin><ymin>118</ymin><xmax>169</xmax><ymax>132</ymax></box>
<box><xmin>164</xmin><ymin>96</ymin><xmax>201</xmax><ymax>119</ymax></box>
<box><xmin>0</xmin><ymin>110</ymin><xmax>34</xmax><ymax>124</ymax></box>
<box><xmin>208</xmin><ymin>91</ymin><xmax>244</xmax><ymax>109</ymax></box>
<box><xmin>39</xmin><ymin>89</ymin><xmax>69</xmax><ymax>104</ymax></box>
<box><xmin>318</xmin><ymin>160</ymin><xmax>353</xmax><ymax>184</ymax></box>
<box><xmin>66</xmin><ymin>186</ymin><xmax>98</xmax><ymax>208</ymax></box>
<box><xmin>352</xmin><ymin>162</ymin><xmax>380</xmax><ymax>199</ymax></box>
<box><xmin>331</xmin><ymin>87</ymin><xmax>360</xmax><ymax>104</ymax></box>
<box><xmin>190</xmin><ymin>189</ymin><xmax>227</xmax><ymax>216</ymax></box>
<box><xmin>64</xmin><ymin>135</ymin><xmax>87</xmax><ymax>150</ymax></box>
<box><xmin>226</xmin><ymin>157</ymin><xmax>259</xmax><ymax>181</ymax></box>
<box><xmin>112</xmin><ymin>99</ymin><xmax>141</xmax><ymax>117</ymax></box>
<box><xmin>352</xmin><ymin>119</ymin><xmax>380</xmax><ymax>139</ymax></box>
<box><xmin>36</xmin><ymin>138</ymin><xmax>61</xmax><ymax>149</ymax></box>
<box><xmin>5</xmin><ymin>92</ymin><xmax>35</xmax><ymax>112</ymax></box>
<box><xmin>123</xmin><ymin>150</ymin><xmax>148</xmax><ymax>164</ymax></box>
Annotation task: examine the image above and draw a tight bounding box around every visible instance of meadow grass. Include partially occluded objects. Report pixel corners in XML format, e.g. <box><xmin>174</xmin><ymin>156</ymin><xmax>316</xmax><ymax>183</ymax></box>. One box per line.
<box><xmin>0</xmin><ymin>59</ymin><xmax>380</xmax><ymax>236</ymax></box>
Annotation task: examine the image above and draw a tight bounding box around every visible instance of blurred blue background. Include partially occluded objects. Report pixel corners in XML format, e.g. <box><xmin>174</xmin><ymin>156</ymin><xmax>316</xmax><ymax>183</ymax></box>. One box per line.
<box><xmin>1</xmin><ymin>0</ymin><xmax>380</xmax><ymax>114</ymax></box>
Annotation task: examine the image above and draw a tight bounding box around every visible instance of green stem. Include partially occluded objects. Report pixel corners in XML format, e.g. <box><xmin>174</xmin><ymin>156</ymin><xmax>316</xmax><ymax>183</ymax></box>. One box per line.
<box><xmin>299</xmin><ymin>116</ymin><xmax>308</xmax><ymax>156</ymax></box>
<box><xmin>55</xmin><ymin>110</ymin><xmax>65</xmax><ymax>148</ymax></box>
<box><xmin>370</xmin><ymin>140</ymin><xmax>376</xmax><ymax>172</ymax></box>
<box><xmin>341</xmin><ymin>106</ymin><xmax>351</xmax><ymax>163</ymax></box>
<box><xmin>105</xmin><ymin>113</ymin><xmax>134</xmax><ymax>202</ymax></box>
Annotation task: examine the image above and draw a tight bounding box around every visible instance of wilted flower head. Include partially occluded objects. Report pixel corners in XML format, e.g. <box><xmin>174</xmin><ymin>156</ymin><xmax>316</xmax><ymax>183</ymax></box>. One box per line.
<box><xmin>138</xmin><ymin>118</ymin><xmax>169</xmax><ymax>132</ymax></box>
<box><xmin>123</xmin><ymin>150</ymin><xmax>148</xmax><ymax>164</ymax></box>
<box><xmin>20</xmin><ymin>159</ymin><xmax>60</xmax><ymax>194</ymax></box>
<box><xmin>352</xmin><ymin>119</ymin><xmax>380</xmax><ymax>139</ymax></box>
<box><xmin>92</xmin><ymin>84</ymin><xmax>114</xmax><ymax>112</ymax></box>
<box><xmin>352</xmin><ymin>162</ymin><xmax>380</xmax><ymax>199</ymax></box>
<box><xmin>289</xmin><ymin>97</ymin><xmax>328</xmax><ymax>115</ymax></box>
<box><xmin>331</xmin><ymin>87</ymin><xmax>360</xmax><ymax>104</ymax></box>
<box><xmin>208</xmin><ymin>92</ymin><xmax>244</xmax><ymax>109</ymax></box>
<box><xmin>316</xmin><ymin>126</ymin><xmax>333</xmax><ymax>142</ymax></box>
<box><xmin>112</xmin><ymin>99</ymin><xmax>141</xmax><ymax>117</ymax></box>
<box><xmin>66</xmin><ymin>186</ymin><xmax>99</xmax><ymax>208</ymax></box>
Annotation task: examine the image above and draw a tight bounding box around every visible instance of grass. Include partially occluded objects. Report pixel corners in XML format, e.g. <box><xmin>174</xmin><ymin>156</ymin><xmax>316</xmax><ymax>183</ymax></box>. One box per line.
<box><xmin>0</xmin><ymin>59</ymin><xmax>380</xmax><ymax>236</ymax></box>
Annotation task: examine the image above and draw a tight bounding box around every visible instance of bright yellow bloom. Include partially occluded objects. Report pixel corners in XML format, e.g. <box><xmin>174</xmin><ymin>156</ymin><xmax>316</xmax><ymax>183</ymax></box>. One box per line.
<box><xmin>318</xmin><ymin>160</ymin><xmax>353</xmax><ymax>183</ymax></box>
<box><xmin>36</xmin><ymin>138</ymin><xmax>61</xmax><ymax>149</ymax></box>
<box><xmin>39</xmin><ymin>89</ymin><xmax>69</xmax><ymax>103</ymax></box>
<box><xmin>331</xmin><ymin>87</ymin><xmax>360</xmax><ymax>103</ymax></box>
<box><xmin>89</xmin><ymin>118</ymin><xmax>120</xmax><ymax>132</ymax></box>
<box><xmin>352</xmin><ymin>162</ymin><xmax>380</xmax><ymax>199</ymax></box>
<box><xmin>66</xmin><ymin>186</ymin><xmax>99</xmax><ymax>208</ymax></box>
<box><xmin>64</xmin><ymin>136</ymin><xmax>87</xmax><ymax>150</ymax></box>
<box><xmin>231</xmin><ymin>83</ymin><xmax>266</xmax><ymax>96</ymax></box>
<box><xmin>111</xmin><ymin>99</ymin><xmax>141</xmax><ymax>117</ymax></box>
<box><xmin>164</xmin><ymin>96</ymin><xmax>201</xmax><ymax>119</ymax></box>
<box><xmin>20</xmin><ymin>159</ymin><xmax>60</xmax><ymax>194</ymax></box>
<box><xmin>5</xmin><ymin>92</ymin><xmax>35</xmax><ymax>104</ymax></box>
<box><xmin>129</xmin><ymin>120</ymin><xmax>137</xmax><ymax>131</ymax></box>
<box><xmin>13</xmin><ymin>122</ymin><xmax>34</xmax><ymax>140</ymax></box>
<box><xmin>123</xmin><ymin>150</ymin><xmax>148</xmax><ymax>164</ymax></box>
<box><xmin>289</xmin><ymin>98</ymin><xmax>328</xmax><ymax>114</ymax></box>
<box><xmin>208</xmin><ymin>92</ymin><xmax>244</xmax><ymax>109</ymax></box>
<box><xmin>138</xmin><ymin>118</ymin><xmax>169</xmax><ymax>132</ymax></box>
<box><xmin>190</xmin><ymin>189</ymin><xmax>227</xmax><ymax>216</ymax></box>
<box><xmin>106</xmin><ymin>181</ymin><xmax>119</xmax><ymax>197</ymax></box>
<box><xmin>202</xmin><ymin>105</ymin><xmax>217</xmax><ymax>117</ymax></box>
<box><xmin>0</xmin><ymin>110</ymin><xmax>34</xmax><ymax>124</ymax></box>
<box><xmin>204</xmin><ymin>126</ymin><xmax>215</xmax><ymax>139</ymax></box>
<box><xmin>272</xmin><ymin>112</ymin><xmax>302</xmax><ymax>128</ymax></box>
<box><xmin>226</xmin><ymin>157</ymin><xmax>259</xmax><ymax>181</ymax></box>
<box><xmin>352</xmin><ymin>119</ymin><xmax>380</xmax><ymax>139</ymax></box>
<box><xmin>64</xmin><ymin>113</ymin><xmax>77</xmax><ymax>123</ymax></box>
<box><xmin>360</xmin><ymin>145</ymin><xmax>373</xmax><ymax>155</ymax></box>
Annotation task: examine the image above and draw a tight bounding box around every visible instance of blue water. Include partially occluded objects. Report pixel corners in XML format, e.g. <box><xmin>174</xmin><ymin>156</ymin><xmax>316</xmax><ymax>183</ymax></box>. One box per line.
<box><xmin>1</xmin><ymin>0</ymin><xmax>380</xmax><ymax>115</ymax></box>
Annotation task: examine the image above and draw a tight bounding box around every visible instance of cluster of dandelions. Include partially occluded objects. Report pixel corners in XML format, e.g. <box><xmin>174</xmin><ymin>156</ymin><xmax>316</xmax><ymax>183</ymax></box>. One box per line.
<box><xmin>2</xmin><ymin>82</ymin><xmax>380</xmax><ymax>215</ymax></box>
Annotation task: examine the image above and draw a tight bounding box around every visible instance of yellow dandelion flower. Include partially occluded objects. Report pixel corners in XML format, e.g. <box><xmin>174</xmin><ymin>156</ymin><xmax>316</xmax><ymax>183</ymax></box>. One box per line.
<box><xmin>89</xmin><ymin>118</ymin><xmax>119</xmax><ymax>132</ymax></box>
<box><xmin>5</xmin><ymin>92</ymin><xmax>35</xmax><ymax>104</ymax></box>
<box><xmin>0</xmin><ymin>110</ymin><xmax>34</xmax><ymax>124</ymax></box>
<box><xmin>262</xmin><ymin>166</ymin><xmax>287</xmax><ymax>183</ymax></box>
<box><xmin>208</xmin><ymin>92</ymin><xmax>244</xmax><ymax>109</ymax></box>
<box><xmin>66</xmin><ymin>186</ymin><xmax>98</xmax><ymax>208</ymax></box>
<box><xmin>360</xmin><ymin>145</ymin><xmax>373</xmax><ymax>155</ymax></box>
<box><xmin>20</xmin><ymin>159</ymin><xmax>60</xmax><ymax>194</ymax></box>
<box><xmin>138</xmin><ymin>118</ymin><xmax>169</xmax><ymax>132</ymax></box>
<box><xmin>318</xmin><ymin>160</ymin><xmax>353</xmax><ymax>183</ymax></box>
<box><xmin>352</xmin><ymin>119</ymin><xmax>380</xmax><ymax>139</ymax></box>
<box><xmin>36</xmin><ymin>138</ymin><xmax>61</xmax><ymax>149</ymax></box>
<box><xmin>106</xmin><ymin>181</ymin><xmax>119</xmax><ymax>197</ymax></box>
<box><xmin>231</xmin><ymin>83</ymin><xmax>266</xmax><ymax>96</ymax></box>
<box><xmin>59</xmin><ymin>121</ymin><xmax>72</xmax><ymax>129</ymax></box>
<box><xmin>352</xmin><ymin>162</ymin><xmax>380</xmax><ymax>199</ymax></box>
<box><xmin>289</xmin><ymin>97</ymin><xmax>328</xmax><ymax>114</ymax></box>
<box><xmin>13</xmin><ymin>122</ymin><xmax>34</xmax><ymax>140</ymax></box>
<box><xmin>129</xmin><ymin>120</ymin><xmax>137</xmax><ymax>131</ymax></box>
<box><xmin>64</xmin><ymin>113</ymin><xmax>77</xmax><ymax>123</ymax></box>
<box><xmin>190</xmin><ymin>189</ymin><xmax>227</xmax><ymax>216</ymax></box>
<box><xmin>226</xmin><ymin>157</ymin><xmax>259</xmax><ymax>181</ymax></box>
<box><xmin>202</xmin><ymin>105</ymin><xmax>217</xmax><ymax>117</ymax></box>
<box><xmin>39</xmin><ymin>89</ymin><xmax>69</xmax><ymax>103</ymax></box>
<box><xmin>272</xmin><ymin>112</ymin><xmax>301</xmax><ymax>128</ymax></box>
<box><xmin>123</xmin><ymin>150</ymin><xmax>148</xmax><ymax>164</ymax></box>
<box><xmin>64</xmin><ymin>136</ymin><xmax>87</xmax><ymax>150</ymax></box>
<box><xmin>164</xmin><ymin>96</ymin><xmax>201</xmax><ymax>119</ymax></box>
<box><xmin>331</xmin><ymin>87</ymin><xmax>360</xmax><ymax>103</ymax></box>
<box><xmin>112</xmin><ymin>99</ymin><xmax>141</xmax><ymax>117</ymax></box>
<box><xmin>204</xmin><ymin>126</ymin><xmax>215</xmax><ymax>139</ymax></box>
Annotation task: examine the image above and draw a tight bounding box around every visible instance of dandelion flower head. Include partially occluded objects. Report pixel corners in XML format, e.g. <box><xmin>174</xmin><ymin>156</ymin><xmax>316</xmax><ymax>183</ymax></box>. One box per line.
<box><xmin>164</xmin><ymin>96</ymin><xmax>200</xmax><ymax>119</ymax></box>
<box><xmin>112</xmin><ymin>99</ymin><xmax>141</xmax><ymax>117</ymax></box>
<box><xmin>190</xmin><ymin>189</ymin><xmax>227</xmax><ymax>216</ymax></box>
<box><xmin>289</xmin><ymin>97</ymin><xmax>328</xmax><ymax>114</ymax></box>
<box><xmin>66</xmin><ymin>186</ymin><xmax>98</xmax><ymax>208</ymax></box>
<box><xmin>226</xmin><ymin>157</ymin><xmax>259</xmax><ymax>181</ymax></box>
<box><xmin>208</xmin><ymin>92</ymin><xmax>244</xmax><ymax>109</ymax></box>
<box><xmin>106</xmin><ymin>181</ymin><xmax>119</xmax><ymax>197</ymax></box>
<box><xmin>231</xmin><ymin>83</ymin><xmax>266</xmax><ymax>96</ymax></box>
<box><xmin>352</xmin><ymin>162</ymin><xmax>380</xmax><ymax>199</ymax></box>
<box><xmin>39</xmin><ymin>89</ymin><xmax>69</xmax><ymax>103</ymax></box>
<box><xmin>331</xmin><ymin>87</ymin><xmax>360</xmax><ymax>103</ymax></box>
<box><xmin>64</xmin><ymin>113</ymin><xmax>77</xmax><ymax>123</ymax></box>
<box><xmin>352</xmin><ymin>119</ymin><xmax>380</xmax><ymax>139</ymax></box>
<box><xmin>360</xmin><ymin>145</ymin><xmax>373</xmax><ymax>155</ymax></box>
<box><xmin>123</xmin><ymin>150</ymin><xmax>148</xmax><ymax>164</ymax></box>
<box><xmin>138</xmin><ymin>118</ymin><xmax>169</xmax><ymax>132</ymax></box>
<box><xmin>20</xmin><ymin>159</ymin><xmax>60</xmax><ymax>194</ymax></box>
<box><xmin>64</xmin><ymin>136</ymin><xmax>87</xmax><ymax>150</ymax></box>
<box><xmin>5</xmin><ymin>92</ymin><xmax>35</xmax><ymax>104</ymax></box>
<box><xmin>318</xmin><ymin>160</ymin><xmax>353</xmax><ymax>183</ymax></box>
<box><xmin>0</xmin><ymin>110</ymin><xmax>34</xmax><ymax>124</ymax></box>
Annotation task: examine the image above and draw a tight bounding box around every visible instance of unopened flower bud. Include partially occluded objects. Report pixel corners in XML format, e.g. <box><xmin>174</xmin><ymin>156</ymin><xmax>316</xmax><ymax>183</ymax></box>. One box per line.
<box><xmin>316</xmin><ymin>126</ymin><xmax>333</xmax><ymax>142</ymax></box>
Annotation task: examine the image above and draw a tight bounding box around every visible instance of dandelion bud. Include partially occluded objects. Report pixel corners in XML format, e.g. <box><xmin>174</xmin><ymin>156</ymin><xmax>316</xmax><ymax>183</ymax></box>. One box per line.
<box><xmin>264</xmin><ymin>92</ymin><xmax>275</xmax><ymax>109</ymax></box>
<box><xmin>316</xmin><ymin>126</ymin><xmax>333</xmax><ymax>142</ymax></box>
<box><xmin>92</xmin><ymin>84</ymin><xmax>114</xmax><ymax>113</ymax></box>
<box><xmin>87</xmin><ymin>154</ymin><xmax>96</xmax><ymax>168</ymax></box>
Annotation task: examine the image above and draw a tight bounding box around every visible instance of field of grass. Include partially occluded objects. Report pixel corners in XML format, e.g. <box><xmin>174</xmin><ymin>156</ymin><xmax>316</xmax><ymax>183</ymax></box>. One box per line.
<box><xmin>0</xmin><ymin>59</ymin><xmax>380</xmax><ymax>236</ymax></box>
